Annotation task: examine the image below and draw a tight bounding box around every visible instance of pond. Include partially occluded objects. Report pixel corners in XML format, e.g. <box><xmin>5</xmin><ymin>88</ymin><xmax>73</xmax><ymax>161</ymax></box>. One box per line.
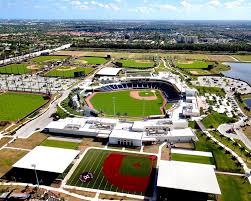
<box><xmin>244</xmin><ymin>99</ymin><xmax>251</xmax><ymax>108</ymax></box>
<box><xmin>223</xmin><ymin>62</ymin><xmax>251</xmax><ymax>84</ymax></box>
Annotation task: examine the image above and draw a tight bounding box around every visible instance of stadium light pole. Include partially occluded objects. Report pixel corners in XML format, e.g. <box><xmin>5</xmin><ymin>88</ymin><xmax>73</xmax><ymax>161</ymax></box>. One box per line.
<box><xmin>31</xmin><ymin>164</ymin><xmax>40</xmax><ymax>188</ymax></box>
<box><xmin>112</xmin><ymin>96</ymin><xmax>116</xmax><ymax>116</ymax></box>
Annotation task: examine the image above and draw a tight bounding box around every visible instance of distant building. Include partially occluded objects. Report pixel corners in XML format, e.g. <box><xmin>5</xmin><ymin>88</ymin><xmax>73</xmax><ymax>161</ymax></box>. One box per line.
<box><xmin>176</xmin><ymin>34</ymin><xmax>198</xmax><ymax>44</ymax></box>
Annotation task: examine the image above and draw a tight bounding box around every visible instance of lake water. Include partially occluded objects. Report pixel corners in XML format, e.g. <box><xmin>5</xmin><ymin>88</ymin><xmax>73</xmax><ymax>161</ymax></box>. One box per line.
<box><xmin>223</xmin><ymin>62</ymin><xmax>251</xmax><ymax>84</ymax></box>
<box><xmin>245</xmin><ymin>99</ymin><xmax>251</xmax><ymax>108</ymax></box>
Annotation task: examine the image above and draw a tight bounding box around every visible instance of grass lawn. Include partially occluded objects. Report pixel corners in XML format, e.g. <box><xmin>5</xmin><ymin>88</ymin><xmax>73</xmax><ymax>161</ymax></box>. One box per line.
<box><xmin>32</xmin><ymin>55</ymin><xmax>69</xmax><ymax>63</ymax></box>
<box><xmin>217</xmin><ymin>174</ymin><xmax>251</xmax><ymax>201</ymax></box>
<box><xmin>90</xmin><ymin>90</ymin><xmax>164</xmax><ymax>117</ymax></box>
<box><xmin>171</xmin><ymin>153</ymin><xmax>215</xmax><ymax>165</ymax></box>
<box><xmin>165</xmin><ymin>103</ymin><xmax>173</xmax><ymax>110</ymax></box>
<box><xmin>234</xmin><ymin>55</ymin><xmax>251</xmax><ymax>62</ymax></box>
<box><xmin>177</xmin><ymin>61</ymin><xmax>212</xmax><ymax>69</ymax></box>
<box><xmin>0</xmin><ymin>149</ymin><xmax>28</xmax><ymax>177</ymax></box>
<box><xmin>54</xmin><ymin>51</ymin><xmax>235</xmax><ymax>62</ymax></box>
<box><xmin>8</xmin><ymin>132</ymin><xmax>48</xmax><ymax>149</ymax></box>
<box><xmin>41</xmin><ymin>139</ymin><xmax>79</xmax><ymax>150</ymax></box>
<box><xmin>75</xmin><ymin>57</ymin><xmax>108</xmax><ymax>65</ymax></box>
<box><xmin>0</xmin><ymin>64</ymin><xmax>30</xmax><ymax>74</ymax></box>
<box><xmin>117</xmin><ymin>59</ymin><xmax>155</xmax><ymax>69</ymax></box>
<box><xmin>202</xmin><ymin>112</ymin><xmax>236</xmax><ymax>129</ymax></box>
<box><xmin>45</xmin><ymin>66</ymin><xmax>94</xmax><ymax>78</ymax></box>
<box><xmin>0</xmin><ymin>137</ymin><xmax>11</xmax><ymax>148</ymax></box>
<box><xmin>243</xmin><ymin>126</ymin><xmax>251</xmax><ymax>141</ymax></box>
<box><xmin>67</xmin><ymin>149</ymin><xmax>156</xmax><ymax>196</ymax></box>
<box><xmin>195</xmin><ymin>131</ymin><xmax>243</xmax><ymax>173</ymax></box>
<box><xmin>194</xmin><ymin>86</ymin><xmax>225</xmax><ymax>97</ymax></box>
<box><xmin>0</xmin><ymin>92</ymin><xmax>48</xmax><ymax>121</ymax></box>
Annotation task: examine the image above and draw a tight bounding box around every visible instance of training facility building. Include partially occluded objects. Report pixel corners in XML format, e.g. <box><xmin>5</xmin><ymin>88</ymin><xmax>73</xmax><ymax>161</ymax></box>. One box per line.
<box><xmin>44</xmin><ymin>117</ymin><xmax>196</xmax><ymax>147</ymax></box>
<box><xmin>157</xmin><ymin>160</ymin><xmax>221</xmax><ymax>201</ymax></box>
<box><xmin>5</xmin><ymin>146</ymin><xmax>80</xmax><ymax>185</ymax></box>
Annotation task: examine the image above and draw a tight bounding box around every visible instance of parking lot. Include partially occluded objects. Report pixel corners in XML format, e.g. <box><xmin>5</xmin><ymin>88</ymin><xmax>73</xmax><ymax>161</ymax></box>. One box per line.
<box><xmin>0</xmin><ymin>74</ymin><xmax>77</xmax><ymax>94</ymax></box>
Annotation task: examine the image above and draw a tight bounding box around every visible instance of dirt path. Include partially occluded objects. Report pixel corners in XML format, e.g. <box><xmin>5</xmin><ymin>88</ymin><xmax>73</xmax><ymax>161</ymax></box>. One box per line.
<box><xmin>85</xmin><ymin>92</ymin><xmax>97</xmax><ymax>109</ymax></box>
<box><xmin>130</xmin><ymin>90</ymin><xmax>157</xmax><ymax>100</ymax></box>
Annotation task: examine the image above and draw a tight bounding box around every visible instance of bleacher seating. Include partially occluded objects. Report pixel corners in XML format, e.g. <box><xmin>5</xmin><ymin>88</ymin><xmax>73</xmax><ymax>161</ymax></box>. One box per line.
<box><xmin>95</xmin><ymin>80</ymin><xmax>181</xmax><ymax>102</ymax></box>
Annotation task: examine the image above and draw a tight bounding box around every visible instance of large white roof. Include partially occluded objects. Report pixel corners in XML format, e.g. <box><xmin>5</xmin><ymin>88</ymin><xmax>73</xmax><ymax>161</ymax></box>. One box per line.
<box><xmin>96</xmin><ymin>67</ymin><xmax>122</xmax><ymax>76</ymax></box>
<box><xmin>157</xmin><ymin>160</ymin><xmax>221</xmax><ymax>195</ymax></box>
<box><xmin>13</xmin><ymin>146</ymin><xmax>79</xmax><ymax>173</ymax></box>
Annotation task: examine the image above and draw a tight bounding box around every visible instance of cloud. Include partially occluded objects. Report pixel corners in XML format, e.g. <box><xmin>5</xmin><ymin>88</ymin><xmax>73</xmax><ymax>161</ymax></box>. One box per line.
<box><xmin>207</xmin><ymin>0</ymin><xmax>221</xmax><ymax>8</ymax></box>
<box><xmin>70</xmin><ymin>0</ymin><xmax>120</xmax><ymax>11</ymax></box>
<box><xmin>224</xmin><ymin>0</ymin><xmax>245</xmax><ymax>9</ymax></box>
<box><xmin>181</xmin><ymin>1</ymin><xmax>193</xmax><ymax>9</ymax></box>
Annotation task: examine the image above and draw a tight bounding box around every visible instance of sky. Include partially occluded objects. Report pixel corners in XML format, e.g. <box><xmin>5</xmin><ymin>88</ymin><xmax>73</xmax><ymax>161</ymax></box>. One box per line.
<box><xmin>0</xmin><ymin>0</ymin><xmax>251</xmax><ymax>20</ymax></box>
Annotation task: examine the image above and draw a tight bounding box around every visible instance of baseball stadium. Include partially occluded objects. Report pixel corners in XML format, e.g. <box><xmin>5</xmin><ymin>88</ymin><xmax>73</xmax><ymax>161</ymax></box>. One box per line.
<box><xmin>85</xmin><ymin>78</ymin><xmax>182</xmax><ymax>117</ymax></box>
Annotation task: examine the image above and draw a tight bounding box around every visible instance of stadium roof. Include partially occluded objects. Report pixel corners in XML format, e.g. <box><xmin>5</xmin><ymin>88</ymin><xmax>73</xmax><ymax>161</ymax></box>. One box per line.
<box><xmin>96</xmin><ymin>67</ymin><xmax>122</xmax><ymax>76</ymax></box>
<box><xmin>157</xmin><ymin>160</ymin><xmax>221</xmax><ymax>195</ymax></box>
<box><xmin>13</xmin><ymin>146</ymin><xmax>79</xmax><ymax>173</ymax></box>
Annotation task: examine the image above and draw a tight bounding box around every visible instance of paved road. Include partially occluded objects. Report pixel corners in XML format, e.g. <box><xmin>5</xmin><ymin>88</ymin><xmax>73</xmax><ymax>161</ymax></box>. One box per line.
<box><xmin>14</xmin><ymin>89</ymin><xmax>71</xmax><ymax>138</ymax></box>
<box><xmin>14</xmin><ymin>59</ymin><xmax>113</xmax><ymax>138</ymax></box>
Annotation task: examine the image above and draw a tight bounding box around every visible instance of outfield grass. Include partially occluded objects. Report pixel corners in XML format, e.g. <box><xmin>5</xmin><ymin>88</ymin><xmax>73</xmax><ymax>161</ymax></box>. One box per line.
<box><xmin>45</xmin><ymin>66</ymin><xmax>94</xmax><ymax>78</ymax></box>
<box><xmin>0</xmin><ymin>92</ymin><xmax>48</xmax><ymax>121</ymax></box>
<box><xmin>67</xmin><ymin>149</ymin><xmax>156</xmax><ymax>195</ymax></box>
<box><xmin>195</xmin><ymin>131</ymin><xmax>243</xmax><ymax>173</ymax></box>
<box><xmin>0</xmin><ymin>64</ymin><xmax>30</xmax><ymax>74</ymax></box>
<box><xmin>171</xmin><ymin>153</ymin><xmax>215</xmax><ymax>165</ymax></box>
<box><xmin>75</xmin><ymin>57</ymin><xmax>108</xmax><ymax>65</ymax></box>
<box><xmin>194</xmin><ymin>86</ymin><xmax>226</xmax><ymax>97</ymax></box>
<box><xmin>177</xmin><ymin>61</ymin><xmax>212</xmax><ymax>69</ymax></box>
<box><xmin>41</xmin><ymin>139</ymin><xmax>79</xmax><ymax>150</ymax></box>
<box><xmin>217</xmin><ymin>174</ymin><xmax>251</xmax><ymax>201</ymax></box>
<box><xmin>117</xmin><ymin>59</ymin><xmax>155</xmax><ymax>69</ymax></box>
<box><xmin>202</xmin><ymin>112</ymin><xmax>236</xmax><ymax>129</ymax></box>
<box><xmin>90</xmin><ymin>90</ymin><xmax>164</xmax><ymax>117</ymax></box>
<box><xmin>32</xmin><ymin>55</ymin><xmax>69</xmax><ymax>63</ymax></box>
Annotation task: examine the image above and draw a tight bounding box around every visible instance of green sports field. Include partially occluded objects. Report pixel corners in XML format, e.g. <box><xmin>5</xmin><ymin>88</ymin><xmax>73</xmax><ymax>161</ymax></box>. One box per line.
<box><xmin>177</xmin><ymin>61</ymin><xmax>213</xmax><ymax>69</ymax></box>
<box><xmin>45</xmin><ymin>66</ymin><xmax>94</xmax><ymax>78</ymax></box>
<box><xmin>89</xmin><ymin>90</ymin><xmax>164</xmax><ymax>117</ymax></box>
<box><xmin>75</xmin><ymin>57</ymin><xmax>108</xmax><ymax>65</ymax></box>
<box><xmin>66</xmin><ymin>149</ymin><xmax>157</xmax><ymax>196</ymax></box>
<box><xmin>171</xmin><ymin>153</ymin><xmax>215</xmax><ymax>165</ymax></box>
<box><xmin>0</xmin><ymin>92</ymin><xmax>48</xmax><ymax>121</ymax></box>
<box><xmin>117</xmin><ymin>59</ymin><xmax>155</xmax><ymax>69</ymax></box>
<box><xmin>0</xmin><ymin>64</ymin><xmax>30</xmax><ymax>74</ymax></box>
<box><xmin>41</xmin><ymin>139</ymin><xmax>79</xmax><ymax>150</ymax></box>
<box><xmin>32</xmin><ymin>55</ymin><xmax>69</xmax><ymax>63</ymax></box>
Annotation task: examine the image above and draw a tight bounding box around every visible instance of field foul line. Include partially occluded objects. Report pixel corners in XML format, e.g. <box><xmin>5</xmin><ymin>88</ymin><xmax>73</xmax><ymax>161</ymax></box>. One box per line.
<box><xmin>69</xmin><ymin>150</ymin><xmax>95</xmax><ymax>186</ymax></box>
<box><xmin>80</xmin><ymin>150</ymin><xmax>102</xmax><ymax>188</ymax></box>
<box><xmin>87</xmin><ymin>151</ymin><xmax>107</xmax><ymax>188</ymax></box>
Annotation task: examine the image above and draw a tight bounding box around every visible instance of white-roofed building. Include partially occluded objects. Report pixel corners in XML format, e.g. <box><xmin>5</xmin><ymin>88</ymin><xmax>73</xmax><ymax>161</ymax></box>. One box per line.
<box><xmin>157</xmin><ymin>160</ymin><xmax>221</xmax><ymax>201</ymax></box>
<box><xmin>13</xmin><ymin>146</ymin><xmax>79</xmax><ymax>173</ymax></box>
<box><xmin>96</xmin><ymin>67</ymin><xmax>122</xmax><ymax>76</ymax></box>
<box><xmin>44</xmin><ymin>117</ymin><xmax>196</xmax><ymax>147</ymax></box>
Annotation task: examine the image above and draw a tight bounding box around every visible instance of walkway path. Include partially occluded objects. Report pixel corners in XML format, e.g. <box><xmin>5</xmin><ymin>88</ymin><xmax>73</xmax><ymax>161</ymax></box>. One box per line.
<box><xmin>196</xmin><ymin>120</ymin><xmax>251</xmax><ymax>184</ymax></box>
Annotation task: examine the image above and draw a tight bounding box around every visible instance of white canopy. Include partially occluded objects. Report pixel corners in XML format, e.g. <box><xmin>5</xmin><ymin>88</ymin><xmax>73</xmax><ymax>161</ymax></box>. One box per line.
<box><xmin>13</xmin><ymin>146</ymin><xmax>79</xmax><ymax>173</ymax></box>
<box><xmin>157</xmin><ymin>160</ymin><xmax>221</xmax><ymax>195</ymax></box>
<box><xmin>96</xmin><ymin>67</ymin><xmax>122</xmax><ymax>76</ymax></box>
